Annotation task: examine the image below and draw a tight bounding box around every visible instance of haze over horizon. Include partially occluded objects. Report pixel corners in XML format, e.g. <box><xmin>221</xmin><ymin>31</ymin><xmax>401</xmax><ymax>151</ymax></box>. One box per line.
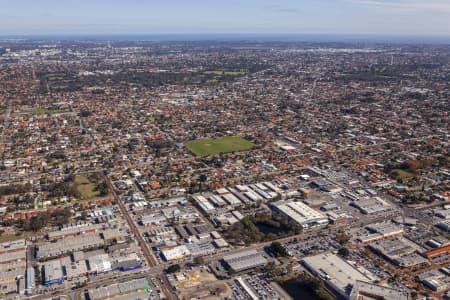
<box><xmin>1</xmin><ymin>0</ymin><xmax>450</xmax><ymax>37</ymax></box>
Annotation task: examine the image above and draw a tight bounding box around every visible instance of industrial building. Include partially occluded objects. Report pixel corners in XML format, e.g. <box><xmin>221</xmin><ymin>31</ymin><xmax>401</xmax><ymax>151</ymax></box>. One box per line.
<box><xmin>418</xmin><ymin>270</ymin><xmax>450</xmax><ymax>292</ymax></box>
<box><xmin>193</xmin><ymin>182</ymin><xmax>280</xmax><ymax>215</ymax></box>
<box><xmin>351</xmin><ymin>197</ymin><xmax>392</xmax><ymax>215</ymax></box>
<box><xmin>47</xmin><ymin>223</ymin><xmax>106</xmax><ymax>240</ymax></box>
<box><xmin>0</xmin><ymin>260</ymin><xmax>25</xmax><ymax>273</ymax></box>
<box><xmin>0</xmin><ymin>249</ymin><xmax>26</xmax><ymax>265</ymax></box>
<box><xmin>426</xmin><ymin>237</ymin><xmax>449</xmax><ymax>249</ymax></box>
<box><xmin>349</xmin><ymin>281</ymin><xmax>412</xmax><ymax>300</ymax></box>
<box><xmin>161</xmin><ymin>245</ymin><xmax>190</xmax><ymax>261</ymax></box>
<box><xmin>0</xmin><ymin>269</ymin><xmax>24</xmax><ymax>284</ymax></box>
<box><xmin>25</xmin><ymin>267</ymin><xmax>35</xmax><ymax>295</ymax></box>
<box><xmin>321</xmin><ymin>203</ymin><xmax>339</xmax><ymax>211</ymax></box>
<box><xmin>366</xmin><ymin>222</ymin><xmax>403</xmax><ymax>236</ymax></box>
<box><xmin>162</xmin><ymin>206</ymin><xmax>199</xmax><ymax>223</ymax></box>
<box><xmin>0</xmin><ymin>238</ymin><xmax>27</xmax><ymax>280</ymax></box>
<box><xmin>113</xmin><ymin>258</ymin><xmax>142</xmax><ymax>272</ymax></box>
<box><xmin>0</xmin><ymin>239</ymin><xmax>26</xmax><ymax>254</ymax></box>
<box><xmin>223</xmin><ymin>249</ymin><xmax>268</xmax><ymax>273</ymax></box>
<box><xmin>213</xmin><ymin>212</ymin><xmax>240</xmax><ymax>226</ymax></box>
<box><xmin>42</xmin><ymin>260</ymin><xmax>64</xmax><ymax>286</ymax></box>
<box><xmin>436</xmin><ymin>220</ymin><xmax>450</xmax><ymax>232</ymax></box>
<box><xmin>192</xmin><ymin>195</ymin><xmax>215</xmax><ymax>213</ymax></box>
<box><xmin>358</xmin><ymin>222</ymin><xmax>404</xmax><ymax>243</ymax></box>
<box><xmin>0</xmin><ymin>279</ymin><xmax>20</xmax><ymax>295</ymax></box>
<box><xmin>435</xmin><ymin>208</ymin><xmax>450</xmax><ymax>219</ymax></box>
<box><xmin>186</xmin><ymin>241</ymin><xmax>216</xmax><ymax>257</ymax></box>
<box><xmin>222</xmin><ymin>192</ymin><xmax>242</xmax><ymax>206</ymax></box>
<box><xmin>36</xmin><ymin>233</ymin><xmax>104</xmax><ymax>259</ymax></box>
<box><xmin>213</xmin><ymin>238</ymin><xmax>229</xmax><ymax>248</ymax></box>
<box><xmin>147</xmin><ymin>226</ymin><xmax>176</xmax><ymax>239</ymax></box>
<box><xmin>140</xmin><ymin>213</ymin><xmax>167</xmax><ymax>226</ymax></box>
<box><xmin>270</xmin><ymin>199</ymin><xmax>328</xmax><ymax>228</ymax></box>
<box><xmin>101</xmin><ymin>228</ymin><xmax>128</xmax><ymax>242</ymax></box>
<box><xmin>88</xmin><ymin>277</ymin><xmax>150</xmax><ymax>300</ymax></box>
<box><xmin>367</xmin><ymin>237</ymin><xmax>428</xmax><ymax>268</ymax></box>
<box><xmin>87</xmin><ymin>253</ymin><xmax>112</xmax><ymax>274</ymax></box>
<box><xmin>60</xmin><ymin>256</ymin><xmax>87</xmax><ymax>280</ymax></box>
<box><xmin>423</xmin><ymin>244</ymin><xmax>450</xmax><ymax>260</ymax></box>
<box><xmin>311</xmin><ymin>179</ymin><xmax>342</xmax><ymax>193</ymax></box>
<box><xmin>302</xmin><ymin>253</ymin><xmax>376</xmax><ymax>298</ymax></box>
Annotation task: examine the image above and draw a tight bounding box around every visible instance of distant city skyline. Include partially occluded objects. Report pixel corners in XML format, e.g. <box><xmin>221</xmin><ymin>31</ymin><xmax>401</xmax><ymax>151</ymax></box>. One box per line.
<box><xmin>0</xmin><ymin>0</ymin><xmax>449</xmax><ymax>36</ymax></box>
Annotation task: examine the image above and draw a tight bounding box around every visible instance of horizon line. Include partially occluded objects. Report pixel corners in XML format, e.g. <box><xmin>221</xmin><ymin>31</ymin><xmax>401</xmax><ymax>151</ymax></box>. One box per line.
<box><xmin>1</xmin><ymin>33</ymin><xmax>449</xmax><ymax>44</ymax></box>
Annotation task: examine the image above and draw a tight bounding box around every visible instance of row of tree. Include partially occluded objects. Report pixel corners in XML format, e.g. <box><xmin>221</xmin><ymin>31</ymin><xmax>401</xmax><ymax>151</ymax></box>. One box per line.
<box><xmin>0</xmin><ymin>183</ymin><xmax>32</xmax><ymax>196</ymax></box>
<box><xmin>4</xmin><ymin>208</ymin><xmax>72</xmax><ymax>232</ymax></box>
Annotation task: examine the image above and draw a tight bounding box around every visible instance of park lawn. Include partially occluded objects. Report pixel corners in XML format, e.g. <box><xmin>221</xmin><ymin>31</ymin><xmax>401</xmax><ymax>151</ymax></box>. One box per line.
<box><xmin>33</xmin><ymin>108</ymin><xmax>64</xmax><ymax>115</ymax></box>
<box><xmin>74</xmin><ymin>175</ymin><xmax>101</xmax><ymax>200</ymax></box>
<box><xmin>391</xmin><ymin>169</ymin><xmax>415</xmax><ymax>181</ymax></box>
<box><xmin>206</xmin><ymin>79</ymin><xmax>219</xmax><ymax>85</ymax></box>
<box><xmin>185</xmin><ymin>136</ymin><xmax>255</xmax><ymax>157</ymax></box>
<box><xmin>204</xmin><ymin>70</ymin><xmax>247</xmax><ymax>76</ymax></box>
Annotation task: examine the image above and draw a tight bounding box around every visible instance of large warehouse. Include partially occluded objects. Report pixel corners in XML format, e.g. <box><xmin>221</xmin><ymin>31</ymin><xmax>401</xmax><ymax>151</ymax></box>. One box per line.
<box><xmin>270</xmin><ymin>200</ymin><xmax>329</xmax><ymax>228</ymax></box>
<box><xmin>351</xmin><ymin>197</ymin><xmax>392</xmax><ymax>215</ymax></box>
<box><xmin>302</xmin><ymin>253</ymin><xmax>376</xmax><ymax>298</ymax></box>
<box><xmin>161</xmin><ymin>245</ymin><xmax>190</xmax><ymax>261</ymax></box>
<box><xmin>349</xmin><ymin>281</ymin><xmax>412</xmax><ymax>300</ymax></box>
<box><xmin>42</xmin><ymin>260</ymin><xmax>64</xmax><ymax>286</ymax></box>
<box><xmin>223</xmin><ymin>249</ymin><xmax>268</xmax><ymax>272</ymax></box>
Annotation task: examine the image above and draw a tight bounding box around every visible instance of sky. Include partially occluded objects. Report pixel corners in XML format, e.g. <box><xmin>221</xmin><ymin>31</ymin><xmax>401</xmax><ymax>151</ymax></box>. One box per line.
<box><xmin>0</xmin><ymin>0</ymin><xmax>449</xmax><ymax>36</ymax></box>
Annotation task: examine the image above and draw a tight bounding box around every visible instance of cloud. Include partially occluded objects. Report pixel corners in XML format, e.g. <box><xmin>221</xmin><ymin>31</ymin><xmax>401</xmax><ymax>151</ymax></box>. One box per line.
<box><xmin>348</xmin><ymin>0</ymin><xmax>450</xmax><ymax>12</ymax></box>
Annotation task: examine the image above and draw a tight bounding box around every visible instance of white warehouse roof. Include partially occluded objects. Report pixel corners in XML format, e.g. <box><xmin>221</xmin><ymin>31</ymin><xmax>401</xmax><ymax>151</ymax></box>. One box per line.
<box><xmin>271</xmin><ymin>200</ymin><xmax>328</xmax><ymax>228</ymax></box>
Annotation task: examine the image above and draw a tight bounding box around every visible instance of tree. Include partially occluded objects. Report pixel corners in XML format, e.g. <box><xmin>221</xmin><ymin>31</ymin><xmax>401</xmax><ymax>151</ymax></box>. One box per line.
<box><xmin>270</xmin><ymin>241</ymin><xmax>289</xmax><ymax>257</ymax></box>
<box><xmin>96</xmin><ymin>182</ymin><xmax>109</xmax><ymax>196</ymax></box>
<box><xmin>167</xmin><ymin>264</ymin><xmax>180</xmax><ymax>273</ymax></box>
<box><xmin>198</xmin><ymin>174</ymin><xmax>208</xmax><ymax>191</ymax></box>
<box><xmin>34</xmin><ymin>265</ymin><xmax>42</xmax><ymax>285</ymax></box>
<box><xmin>388</xmin><ymin>273</ymin><xmax>401</xmax><ymax>283</ymax></box>
<box><xmin>51</xmin><ymin>208</ymin><xmax>71</xmax><ymax>226</ymax></box>
<box><xmin>338</xmin><ymin>247</ymin><xmax>350</xmax><ymax>258</ymax></box>
<box><xmin>80</xmin><ymin>211</ymin><xmax>88</xmax><ymax>221</ymax></box>
<box><xmin>193</xmin><ymin>256</ymin><xmax>204</xmax><ymax>265</ymax></box>
<box><xmin>0</xmin><ymin>183</ymin><xmax>32</xmax><ymax>196</ymax></box>
<box><xmin>80</xmin><ymin>110</ymin><xmax>92</xmax><ymax>117</ymax></box>
<box><xmin>335</xmin><ymin>231</ymin><xmax>350</xmax><ymax>245</ymax></box>
<box><xmin>265</xmin><ymin>261</ymin><xmax>276</xmax><ymax>273</ymax></box>
<box><xmin>28</xmin><ymin>216</ymin><xmax>46</xmax><ymax>232</ymax></box>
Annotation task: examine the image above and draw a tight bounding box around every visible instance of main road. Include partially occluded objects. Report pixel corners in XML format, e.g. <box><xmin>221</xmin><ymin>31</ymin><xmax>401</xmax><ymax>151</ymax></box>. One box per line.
<box><xmin>103</xmin><ymin>173</ymin><xmax>178</xmax><ymax>300</ymax></box>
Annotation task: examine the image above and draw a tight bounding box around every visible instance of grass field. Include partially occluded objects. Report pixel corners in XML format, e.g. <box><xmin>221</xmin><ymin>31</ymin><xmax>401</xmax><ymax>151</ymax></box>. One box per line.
<box><xmin>391</xmin><ymin>169</ymin><xmax>415</xmax><ymax>181</ymax></box>
<box><xmin>204</xmin><ymin>70</ymin><xmax>247</xmax><ymax>76</ymax></box>
<box><xmin>185</xmin><ymin>136</ymin><xmax>255</xmax><ymax>156</ymax></box>
<box><xmin>33</xmin><ymin>108</ymin><xmax>64</xmax><ymax>115</ymax></box>
<box><xmin>74</xmin><ymin>175</ymin><xmax>102</xmax><ymax>200</ymax></box>
<box><xmin>206</xmin><ymin>79</ymin><xmax>219</xmax><ymax>85</ymax></box>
